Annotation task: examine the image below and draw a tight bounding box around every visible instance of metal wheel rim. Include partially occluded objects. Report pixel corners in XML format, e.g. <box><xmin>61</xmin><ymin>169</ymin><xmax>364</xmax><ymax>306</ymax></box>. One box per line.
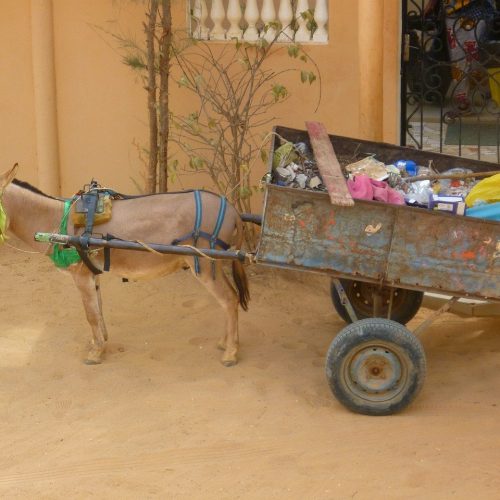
<box><xmin>344</xmin><ymin>281</ymin><xmax>407</xmax><ymax>317</ymax></box>
<box><xmin>341</xmin><ymin>341</ymin><xmax>410</xmax><ymax>403</ymax></box>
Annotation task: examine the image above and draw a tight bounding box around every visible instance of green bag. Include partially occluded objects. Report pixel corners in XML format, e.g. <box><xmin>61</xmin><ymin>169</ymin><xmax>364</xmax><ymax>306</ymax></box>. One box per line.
<box><xmin>50</xmin><ymin>199</ymin><xmax>81</xmax><ymax>268</ymax></box>
<box><xmin>0</xmin><ymin>200</ymin><xmax>7</xmax><ymax>243</ymax></box>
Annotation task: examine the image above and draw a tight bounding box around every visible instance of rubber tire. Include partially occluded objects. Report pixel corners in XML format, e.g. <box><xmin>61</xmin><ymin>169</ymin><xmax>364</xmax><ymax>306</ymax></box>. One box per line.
<box><xmin>325</xmin><ymin>318</ymin><xmax>426</xmax><ymax>416</ymax></box>
<box><xmin>330</xmin><ymin>279</ymin><xmax>424</xmax><ymax>325</ymax></box>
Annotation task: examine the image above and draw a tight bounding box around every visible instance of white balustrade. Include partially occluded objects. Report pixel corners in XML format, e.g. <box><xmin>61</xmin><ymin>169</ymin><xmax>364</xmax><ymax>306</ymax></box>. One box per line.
<box><xmin>295</xmin><ymin>0</ymin><xmax>311</xmax><ymax>42</ymax></box>
<box><xmin>189</xmin><ymin>0</ymin><xmax>329</xmax><ymax>43</ymax></box>
<box><xmin>243</xmin><ymin>0</ymin><xmax>260</xmax><ymax>41</ymax></box>
<box><xmin>261</xmin><ymin>0</ymin><xmax>277</xmax><ymax>42</ymax></box>
<box><xmin>192</xmin><ymin>0</ymin><xmax>209</xmax><ymax>40</ymax></box>
<box><xmin>227</xmin><ymin>0</ymin><xmax>243</xmax><ymax>39</ymax></box>
<box><xmin>210</xmin><ymin>0</ymin><xmax>226</xmax><ymax>40</ymax></box>
<box><xmin>277</xmin><ymin>0</ymin><xmax>294</xmax><ymax>42</ymax></box>
<box><xmin>313</xmin><ymin>0</ymin><xmax>328</xmax><ymax>42</ymax></box>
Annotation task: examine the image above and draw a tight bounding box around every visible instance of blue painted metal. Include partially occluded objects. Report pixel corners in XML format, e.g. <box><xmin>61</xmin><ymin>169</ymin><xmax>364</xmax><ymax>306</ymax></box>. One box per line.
<box><xmin>256</xmin><ymin>127</ymin><xmax>500</xmax><ymax>302</ymax></box>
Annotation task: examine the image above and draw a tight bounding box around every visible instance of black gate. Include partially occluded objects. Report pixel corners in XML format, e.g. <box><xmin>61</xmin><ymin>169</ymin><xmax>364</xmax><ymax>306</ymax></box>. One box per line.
<box><xmin>401</xmin><ymin>0</ymin><xmax>500</xmax><ymax>162</ymax></box>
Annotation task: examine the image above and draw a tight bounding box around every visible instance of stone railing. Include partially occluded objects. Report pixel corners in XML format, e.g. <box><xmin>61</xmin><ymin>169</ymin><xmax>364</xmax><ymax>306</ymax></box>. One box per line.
<box><xmin>188</xmin><ymin>0</ymin><xmax>328</xmax><ymax>43</ymax></box>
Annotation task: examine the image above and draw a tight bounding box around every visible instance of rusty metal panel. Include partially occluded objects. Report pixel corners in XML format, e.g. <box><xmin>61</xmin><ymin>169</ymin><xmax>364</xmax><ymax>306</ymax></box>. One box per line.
<box><xmin>257</xmin><ymin>184</ymin><xmax>500</xmax><ymax>301</ymax></box>
<box><xmin>258</xmin><ymin>185</ymin><xmax>396</xmax><ymax>280</ymax></box>
<box><xmin>387</xmin><ymin>209</ymin><xmax>500</xmax><ymax>300</ymax></box>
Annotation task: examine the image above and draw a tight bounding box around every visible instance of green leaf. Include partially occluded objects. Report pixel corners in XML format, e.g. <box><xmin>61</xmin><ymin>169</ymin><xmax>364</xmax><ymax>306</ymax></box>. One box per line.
<box><xmin>238</xmin><ymin>57</ymin><xmax>251</xmax><ymax>70</ymax></box>
<box><xmin>300</xmin><ymin>8</ymin><xmax>315</xmax><ymax>22</ymax></box>
<box><xmin>287</xmin><ymin>44</ymin><xmax>299</xmax><ymax>58</ymax></box>
<box><xmin>239</xmin><ymin>186</ymin><xmax>252</xmax><ymax>199</ymax></box>
<box><xmin>167</xmin><ymin>159</ymin><xmax>179</xmax><ymax>172</ymax></box>
<box><xmin>269</xmin><ymin>21</ymin><xmax>281</xmax><ymax>31</ymax></box>
<box><xmin>178</xmin><ymin>75</ymin><xmax>189</xmax><ymax>88</ymax></box>
<box><xmin>257</xmin><ymin>38</ymin><xmax>269</xmax><ymax>49</ymax></box>
<box><xmin>122</xmin><ymin>54</ymin><xmax>147</xmax><ymax>71</ymax></box>
<box><xmin>308</xmin><ymin>72</ymin><xmax>317</xmax><ymax>84</ymax></box>
<box><xmin>189</xmin><ymin>156</ymin><xmax>205</xmax><ymax>170</ymax></box>
<box><xmin>300</xmin><ymin>70</ymin><xmax>308</xmax><ymax>83</ymax></box>
<box><xmin>260</xmin><ymin>148</ymin><xmax>268</xmax><ymax>163</ymax></box>
<box><xmin>271</xmin><ymin>84</ymin><xmax>288</xmax><ymax>102</ymax></box>
<box><xmin>194</xmin><ymin>74</ymin><xmax>204</xmax><ymax>87</ymax></box>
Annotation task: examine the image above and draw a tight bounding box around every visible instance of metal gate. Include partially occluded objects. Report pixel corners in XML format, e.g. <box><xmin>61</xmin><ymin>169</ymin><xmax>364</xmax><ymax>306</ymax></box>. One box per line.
<box><xmin>401</xmin><ymin>0</ymin><xmax>500</xmax><ymax>162</ymax></box>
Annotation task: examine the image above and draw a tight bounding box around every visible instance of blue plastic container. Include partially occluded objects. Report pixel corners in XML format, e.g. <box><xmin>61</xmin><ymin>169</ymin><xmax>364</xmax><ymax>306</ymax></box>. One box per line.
<box><xmin>465</xmin><ymin>202</ymin><xmax>500</xmax><ymax>221</ymax></box>
<box><xmin>396</xmin><ymin>160</ymin><xmax>418</xmax><ymax>176</ymax></box>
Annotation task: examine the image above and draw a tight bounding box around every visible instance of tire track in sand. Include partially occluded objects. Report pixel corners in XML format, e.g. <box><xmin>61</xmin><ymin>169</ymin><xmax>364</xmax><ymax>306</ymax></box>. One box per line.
<box><xmin>0</xmin><ymin>441</ymin><xmax>278</xmax><ymax>486</ymax></box>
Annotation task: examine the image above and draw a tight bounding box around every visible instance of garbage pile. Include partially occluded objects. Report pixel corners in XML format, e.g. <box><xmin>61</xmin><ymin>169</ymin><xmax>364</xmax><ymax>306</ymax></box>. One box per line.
<box><xmin>271</xmin><ymin>139</ymin><xmax>500</xmax><ymax>221</ymax></box>
<box><xmin>272</xmin><ymin>141</ymin><xmax>326</xmax><ymax>191</ymax></box>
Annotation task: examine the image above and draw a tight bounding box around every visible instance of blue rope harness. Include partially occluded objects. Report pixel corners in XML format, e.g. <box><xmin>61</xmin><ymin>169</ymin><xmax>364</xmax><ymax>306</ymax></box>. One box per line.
<box><xmin>210</xmin><ymin>195</ymin><xmax>227</xmax><ymax>278</ymax></box>
<box><xmin>193</xmin><ymin>190</ymin><xmax>202</xmax><ymax>274</ymax></box>
<box><xmin>173</xmin><ymin>190</ymin><xmax>229</xmax><ymax>277</ymax></box>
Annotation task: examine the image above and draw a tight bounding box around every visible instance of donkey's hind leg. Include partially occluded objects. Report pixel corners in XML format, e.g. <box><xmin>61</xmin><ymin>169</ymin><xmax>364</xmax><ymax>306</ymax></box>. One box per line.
<box><xmin>95</xmin><ymin>275</ymin><xmax>108</xmax><ymax>341</ymax></box>
<box><xmin>194</xmin><ymin>260</ymin><xmax>240</xmax><ymax>367</ymax></box>
<box><xmin>70</xmin><ymin>265</ymin><xmax>108</xmax><ymax>364</ymax></box>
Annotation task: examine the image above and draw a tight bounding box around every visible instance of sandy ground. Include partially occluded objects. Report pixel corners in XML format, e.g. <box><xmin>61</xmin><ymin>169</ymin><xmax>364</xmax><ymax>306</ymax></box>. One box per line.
<box><xmin>0</xmin><ymin>241</ymin><xmax>500</xmax><ymax>499</ymax></box>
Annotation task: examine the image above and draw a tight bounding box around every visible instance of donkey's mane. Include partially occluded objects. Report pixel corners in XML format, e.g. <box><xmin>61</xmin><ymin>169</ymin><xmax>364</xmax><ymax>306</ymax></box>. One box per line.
<box><xmin>12</xmin><ymin>179</ymin><xmax>59</xmax><ymax>200</ymax></box>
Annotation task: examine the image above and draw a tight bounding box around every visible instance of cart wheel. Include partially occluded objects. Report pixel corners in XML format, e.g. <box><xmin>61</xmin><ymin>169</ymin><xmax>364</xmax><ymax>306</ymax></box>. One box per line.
<box><xmin>325</xmin><ymin>318</ymin><xmax>426</xmax><ymax>416</ymax></box>
<box><xmin>330</xmin><ymin>279</ymin><xmax>423</xmax><ymax>325</ymax></box>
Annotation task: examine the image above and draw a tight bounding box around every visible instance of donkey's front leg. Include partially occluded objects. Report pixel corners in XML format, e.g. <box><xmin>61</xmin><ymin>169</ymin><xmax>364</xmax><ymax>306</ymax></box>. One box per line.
<box><xmin>70</xmin><ymin>266</ymin><xmax>108</xmax><ymax>364</ymax></box>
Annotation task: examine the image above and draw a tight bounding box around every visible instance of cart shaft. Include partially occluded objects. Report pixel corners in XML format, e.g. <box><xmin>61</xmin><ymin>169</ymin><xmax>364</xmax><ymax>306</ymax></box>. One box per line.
<box><xmin>34</xmin><ymin>232</ymin><xmax>252</xmax><ymax>262</ymax></box>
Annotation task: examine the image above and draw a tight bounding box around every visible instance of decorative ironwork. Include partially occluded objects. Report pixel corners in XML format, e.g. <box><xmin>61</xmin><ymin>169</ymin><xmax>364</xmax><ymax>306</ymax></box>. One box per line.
<box><xmin>401</xmin><ymin>0</ymin><xmax>500</xmax><ymax>161</ymax></box>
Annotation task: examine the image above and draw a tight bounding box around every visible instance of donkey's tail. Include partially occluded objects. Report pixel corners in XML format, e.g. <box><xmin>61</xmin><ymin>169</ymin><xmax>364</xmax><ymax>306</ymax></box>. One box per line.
<box><xmin>232</xmin><ymin>260</ymin><xmax>250</xmax><ymax>311</ymax></box>
<box><xmin>232</xmin><ymin>215</ymin><xmax>250</xmax><ymax>311</ymax></box>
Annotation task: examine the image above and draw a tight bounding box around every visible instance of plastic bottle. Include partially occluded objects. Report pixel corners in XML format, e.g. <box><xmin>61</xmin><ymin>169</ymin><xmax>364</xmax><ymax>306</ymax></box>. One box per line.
<box><xmin>396</xmin><ymin>160</ymin><xmax>418</xmax><ymax>176</ymax></box>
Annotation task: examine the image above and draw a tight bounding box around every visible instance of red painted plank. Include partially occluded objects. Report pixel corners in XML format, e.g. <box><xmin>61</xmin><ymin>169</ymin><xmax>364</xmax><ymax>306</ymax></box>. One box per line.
<box><xmin>306</xmin><ymin>121</ymin><xmax>354</xmax><ymax>207</ymax></box>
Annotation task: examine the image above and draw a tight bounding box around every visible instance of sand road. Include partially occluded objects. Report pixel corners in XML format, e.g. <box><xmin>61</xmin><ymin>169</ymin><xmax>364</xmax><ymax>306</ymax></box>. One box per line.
<box><xmin>0</xmin><ymin>242</ymin><xmax>499</xmax><ymax>499</ymax></box>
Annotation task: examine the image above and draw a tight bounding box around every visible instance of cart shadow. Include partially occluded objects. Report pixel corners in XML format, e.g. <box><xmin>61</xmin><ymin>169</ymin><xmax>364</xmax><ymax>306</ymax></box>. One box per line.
<box><xmin>413</xmin><ymin>314</ymin><xmax>500</xmax><ymax>412</ymax></box>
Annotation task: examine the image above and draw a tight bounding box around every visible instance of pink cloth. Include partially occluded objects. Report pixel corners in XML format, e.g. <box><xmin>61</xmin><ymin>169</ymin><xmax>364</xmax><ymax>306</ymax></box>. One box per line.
<box><xmin>347</xmin><ymin>175</ymin><xmax>404</xmax><ymax>205</ymax></box>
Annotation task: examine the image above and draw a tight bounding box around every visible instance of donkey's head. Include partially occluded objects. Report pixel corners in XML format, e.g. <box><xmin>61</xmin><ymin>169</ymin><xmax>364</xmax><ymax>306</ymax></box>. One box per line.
<box><xmin>0</xmin><ymin>164</ymin><xmax>18</xmax><ymax>196</ymax></box>
<box><xmin>0</xmin><ymin>164</ymin><xmax>18</xmax><ymax>242</ymax></box>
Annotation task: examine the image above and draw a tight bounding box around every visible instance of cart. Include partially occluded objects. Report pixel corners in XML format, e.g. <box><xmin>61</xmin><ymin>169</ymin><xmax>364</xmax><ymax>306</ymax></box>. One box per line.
<box><xmin>35</xmin><ymin>125</ymin><xmax>500</xmax><ymax>416</ymax></box>
<box><xmin>257</xmin><ymin>126</ymin><xmax>500</xmax><ymax>415</ymax></box>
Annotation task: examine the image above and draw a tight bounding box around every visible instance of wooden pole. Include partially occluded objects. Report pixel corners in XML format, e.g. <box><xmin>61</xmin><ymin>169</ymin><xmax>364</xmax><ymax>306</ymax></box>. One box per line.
<box><xmin>358</xmin><ymin>0</ymin><xmax>384</xmax><ymax>142</ymax></box>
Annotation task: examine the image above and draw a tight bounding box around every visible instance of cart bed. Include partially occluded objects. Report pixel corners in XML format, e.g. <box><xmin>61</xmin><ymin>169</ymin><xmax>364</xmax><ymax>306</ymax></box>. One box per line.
<box><xmin>256</xmin><ymin>127</ymin><xmax>500</xmax><ymax>302</ymax></box>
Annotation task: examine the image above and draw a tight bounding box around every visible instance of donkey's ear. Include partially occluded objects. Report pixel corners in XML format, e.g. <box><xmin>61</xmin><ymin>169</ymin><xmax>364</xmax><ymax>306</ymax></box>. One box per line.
<box><xmin>0</xmin><ymin>163</ymin><xmax>18</xmax><ymax>190</ymax></box>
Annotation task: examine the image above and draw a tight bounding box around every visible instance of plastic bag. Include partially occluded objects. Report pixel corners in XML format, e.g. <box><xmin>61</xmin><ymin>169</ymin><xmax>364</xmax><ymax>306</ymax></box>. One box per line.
<box><xmin>345</xmin><ymin>157</ymin><xmax>389</xmax><ymax>181</ymax></box>
<box><xmin>465</xmin><ymin>173</ymin><xmax>500</xmax><ymax>207</ymax></box>
<box><xmin>439</xmin><ymin>168</ymin><xmax>475</xmax><ymax>197</ymax></box>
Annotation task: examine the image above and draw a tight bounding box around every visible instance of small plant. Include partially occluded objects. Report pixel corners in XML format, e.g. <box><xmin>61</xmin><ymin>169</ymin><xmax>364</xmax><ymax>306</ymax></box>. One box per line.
<box><xmin>170</xmin><ymin>26</ymin><xmax>320</xmax><ymax>243</ymax></box>
<box><xmin>102</xmin><ymin>2</ymin><xmax>320</xmax><ymax>220</ymax></box>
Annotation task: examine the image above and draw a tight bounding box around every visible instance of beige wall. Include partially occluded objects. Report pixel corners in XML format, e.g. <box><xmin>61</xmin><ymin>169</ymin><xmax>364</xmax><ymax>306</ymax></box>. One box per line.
<box><xmin>0</xmin><ymin>0</ymin><xmax>401</xmax><ymax>197</ymax></box>
<box><xmin>1</xmin><ymin>1</ymin><xmax>38</xmax><ymax>184</ymax></box>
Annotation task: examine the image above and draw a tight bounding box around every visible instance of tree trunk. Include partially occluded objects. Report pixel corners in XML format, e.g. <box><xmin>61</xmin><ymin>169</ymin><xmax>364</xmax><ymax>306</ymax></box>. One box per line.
<box><xmin>158</xmin><ymin>0</ymin><xmax>171</xmax><ymax>193</ymax></box>
<box><xmin>145</xmin><ymin>0</ymin><xmax>159</xmax><ymax>194</ymax></box>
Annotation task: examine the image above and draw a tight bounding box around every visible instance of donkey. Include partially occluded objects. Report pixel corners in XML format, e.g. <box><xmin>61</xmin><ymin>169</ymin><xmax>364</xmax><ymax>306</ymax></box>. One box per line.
<box><xmin>0</xmin><ymin>165</ymin><xmax>249</xmax><ymax>366</ymax></box>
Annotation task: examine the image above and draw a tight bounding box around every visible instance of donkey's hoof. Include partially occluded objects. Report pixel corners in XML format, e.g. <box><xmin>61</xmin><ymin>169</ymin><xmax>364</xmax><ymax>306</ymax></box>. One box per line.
<box><xmin>84</xmin><ymin>358</ymin><xmax>102</xmax><ymax>365</ymax></box>
<box><xmin>85</xmin><ymin>348</ymin><xmax>104</xmax><ymax>365</ymax></box>
<box><xmin>221</xmin><ymin>357</ymin><xmax>238</xmax><ymax>367</ymax></box>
